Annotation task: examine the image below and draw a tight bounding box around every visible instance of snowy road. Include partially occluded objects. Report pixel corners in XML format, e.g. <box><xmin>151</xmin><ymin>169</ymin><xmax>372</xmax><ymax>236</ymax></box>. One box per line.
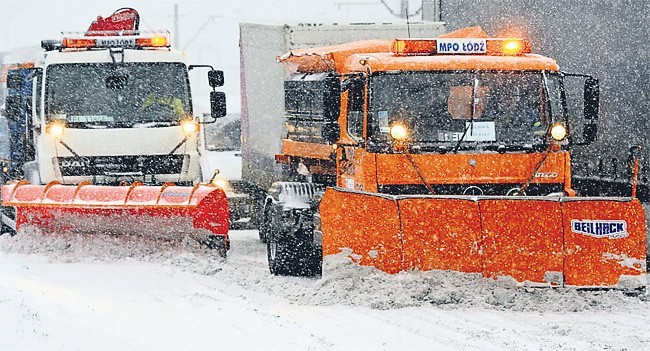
<box><xmin>2</xmin><ymin>230</ymin><xmax>650</xmax><ymax>351</ymax></box>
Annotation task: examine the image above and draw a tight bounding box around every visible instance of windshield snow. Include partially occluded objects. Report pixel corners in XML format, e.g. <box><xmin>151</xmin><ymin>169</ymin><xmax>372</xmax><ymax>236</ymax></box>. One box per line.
<box><xmin>44</xmin><ymin>62</ymin><xmax>191</xmax><ymax>128</ymax></box>
<box><xmin>369</xmin><ymin>71</ymin><xmax>563</xmax><ymax>149</ymax></box>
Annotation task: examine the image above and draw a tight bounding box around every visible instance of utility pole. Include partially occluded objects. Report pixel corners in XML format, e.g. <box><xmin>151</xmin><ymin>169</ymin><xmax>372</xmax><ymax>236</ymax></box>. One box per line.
<box><xmin>421</xmin><ymin>0</ymin><xmax>440</xmax><ymax>21</ymax></box>
<box><xmin>400</xmin><ymin>0</ymin><xmax>409</xmax><ymax>18</ymax></box>
<box><xmin>173</xmin><ymin>4</ymin><xmax>179</xmax><ymax>50</ymax></box>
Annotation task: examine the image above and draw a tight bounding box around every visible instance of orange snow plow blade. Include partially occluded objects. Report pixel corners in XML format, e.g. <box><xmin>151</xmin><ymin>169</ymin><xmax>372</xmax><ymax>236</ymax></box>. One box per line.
<box><xmin>320</xmin><ymin>187</ymin><xmax>647</xmax><ymax>288</ymax></box>
<box><xmin>1</xmin><ymin>181</ymin><xmax>230</xmax><ymax>252</ymax></box>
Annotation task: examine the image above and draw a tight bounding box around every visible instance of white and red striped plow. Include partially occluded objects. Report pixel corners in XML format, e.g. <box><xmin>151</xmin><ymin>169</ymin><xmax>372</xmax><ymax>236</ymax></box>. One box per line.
<box><xmin>1</xmin><ymin>181</ymin><xmax>230</xmax><ymax>255</ymax></box>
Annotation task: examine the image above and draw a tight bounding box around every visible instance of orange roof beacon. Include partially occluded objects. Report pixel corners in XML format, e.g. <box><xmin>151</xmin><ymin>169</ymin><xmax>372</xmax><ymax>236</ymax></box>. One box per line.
<box><xmin>261</xmin><ymin>27</ymin><xmax>646</xmax><ymax>288</ymax></box>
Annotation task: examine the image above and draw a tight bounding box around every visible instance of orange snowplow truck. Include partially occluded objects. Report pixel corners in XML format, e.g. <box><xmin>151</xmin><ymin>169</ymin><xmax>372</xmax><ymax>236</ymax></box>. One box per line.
<box><xmin>259</xmin><ymin>27</ymin><xmax>647</xmax><ymax>288</ymax></box>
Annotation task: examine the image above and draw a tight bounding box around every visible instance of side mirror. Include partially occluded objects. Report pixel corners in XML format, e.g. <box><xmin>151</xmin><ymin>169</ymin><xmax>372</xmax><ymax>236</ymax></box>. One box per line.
<box><xmin>6</xmin><ymin>71</ymin><xmax>23</xmax><ymax>91</ymax></box>
<box><xmin>210</xmin><ymin>91</ymin><xmax>227</xmax><ymax>119</ymax></box>
<box><xmin>4</xmin><ymin>96</ymin><xmax>21</xmax><ymax>121</ymax></box>
<box><xmin>583</xmin><ymin>77</ymin><xmax>599</xmax><ymax>143</ymax></box>
<box><xmin>208</xmin><ymin>70</ymin><xmax>224</xmax><ymax>88</ymax></box>
<box><xmin>321</xmin><ymin>122</ymin><xmax>340</xmax><ymax>143</ymax></box>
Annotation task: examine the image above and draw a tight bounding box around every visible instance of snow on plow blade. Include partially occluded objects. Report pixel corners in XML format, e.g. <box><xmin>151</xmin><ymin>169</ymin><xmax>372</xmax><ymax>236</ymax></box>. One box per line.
<box><xmin>1</xmin><ymin>181</ymin><xmax>230</xmax><ymax>251</ymax></box>
<box><xmin>320</xmin><ymin>187</ymin><xmax>647</xmax><ymax>288</ymax></box>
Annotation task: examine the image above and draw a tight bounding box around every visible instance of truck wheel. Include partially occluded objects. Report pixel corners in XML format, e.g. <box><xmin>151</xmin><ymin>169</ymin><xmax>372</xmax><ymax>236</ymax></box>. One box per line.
<box><xmin>258</xmin><ymin>204</ymin><xmax>271</xmax><ymax>243</ymax></box>
<box><xmin>200</xmin><ymin>235</ymin><xmax>228</xmax><ymax>259</ymax></box>
<box><xmin>0</xmin><ymin>223</ymin><xmax>16</xmax><ymax>236</ymax></box>
<box><xmin>305</xmin><ymin>247</ymin><xmax>322</xmax><ymax>277</ymax></box>
<box><xmin>266</xmin><ymin>208</ymin><xmax>321</xmax><ymax>277</ymax></box>
<box><xmin>0</xmin><ymin>207</ymin><xmax>16</xmax><ymax>236</ymax></box>
<box><xmin>267</xmin><ymin>226</ymin><xmax>299</xmax><ymax>276</ymax></box>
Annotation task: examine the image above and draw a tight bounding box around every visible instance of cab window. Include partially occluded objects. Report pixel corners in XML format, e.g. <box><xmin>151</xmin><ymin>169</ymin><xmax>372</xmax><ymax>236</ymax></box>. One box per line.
<box><xmin>346</xmin><ymin>77</ymin><xmax>365</xmax><ymax>139</ymax></box>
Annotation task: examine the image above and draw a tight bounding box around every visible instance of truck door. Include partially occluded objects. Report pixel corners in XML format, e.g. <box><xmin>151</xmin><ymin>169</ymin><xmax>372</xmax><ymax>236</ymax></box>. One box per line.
<box><xmin>27</xmin><ymin>69</ymin><xmax>43</xmax><ymax>161</ymax></box>
<box><xmin>339</xmin><ymin>74</ymin><xmax>375</xmax><ymax>191</ymax></box>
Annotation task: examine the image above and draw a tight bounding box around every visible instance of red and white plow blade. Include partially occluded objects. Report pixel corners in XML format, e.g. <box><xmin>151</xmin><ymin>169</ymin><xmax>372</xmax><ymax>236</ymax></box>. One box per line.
<box><xmin>1</xmin><ymin>181</ymin><xmax>229</xmax><ymax>249</ymax></box>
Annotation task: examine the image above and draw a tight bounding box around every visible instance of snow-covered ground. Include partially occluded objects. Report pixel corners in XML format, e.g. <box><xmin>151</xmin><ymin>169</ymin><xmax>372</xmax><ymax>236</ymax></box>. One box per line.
<box><xmin>2</xmin><ymin>230</ymin><xmax>650</xmax><ymax>351</ymax></box>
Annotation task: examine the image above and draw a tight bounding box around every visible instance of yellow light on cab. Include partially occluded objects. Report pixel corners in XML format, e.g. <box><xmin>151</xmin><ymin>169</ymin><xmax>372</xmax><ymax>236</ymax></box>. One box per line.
<box><xmin>150</xmin><ymin>36</ymin><xmax>168</xmax><ymax>47</ymax></box>
<box><xmin>181</xmin><ymin>119</ymin><xmax>199</xmax><ymax>135</ymax></box>
<box><xmin>551</xmin><ymin>124</ymin><xmax>567</xmax><ymax>141</ymax></box>
<box><xmin>390</xmin><ymin>124</ymin><xmax>408</xmax><ymax>141</ymax></box>
<box><xmin>503</xmin><ymin>39</ymin><xmax>523</xmax><ymax>55</ymax></box>
<box><xmin>135</xmin><ymin>36</ymin><xmax>169</xmax><ymax>48</ymax></box>
<box><xmin>46</xmin><ymin>122</ymin><xmax>65</xmax><ymax>139</ymax></box>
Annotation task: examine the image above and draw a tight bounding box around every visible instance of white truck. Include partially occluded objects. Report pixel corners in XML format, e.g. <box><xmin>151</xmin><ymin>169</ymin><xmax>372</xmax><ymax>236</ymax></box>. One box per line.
<box><xmin>3</xmin><ymin>15</ymin><xmax>226</xmax><ymax>187</ymax></box>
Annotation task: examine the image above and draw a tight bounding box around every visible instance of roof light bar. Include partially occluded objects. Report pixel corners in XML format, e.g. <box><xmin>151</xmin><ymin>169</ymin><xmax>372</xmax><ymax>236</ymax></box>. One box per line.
<box><xmin>391</xmin><ymin>38</ymin><xmax>531</xmax><ymax>56</ymax></box>
<box><xmin>58</xmin><ymin>31</ymin><xmax>170</xmax><ymax>50</ymax></box>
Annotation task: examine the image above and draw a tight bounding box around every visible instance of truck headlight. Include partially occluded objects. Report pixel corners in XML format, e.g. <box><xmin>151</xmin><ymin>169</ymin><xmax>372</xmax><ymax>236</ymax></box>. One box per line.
<box><xmin>390</xmin><ymin>124</ymin><xmax>408</xmax><ymax>141</ymax></box>
<box><xmin>181</xmin><ymin>119</ymin><xmax>199</xmax><ymax>136</ymax></box>
<box><xmin>550</xmin><ymin>124</ymin><xmax>567</xmax><ymax>141</ymax></box>
<box><xmin>46</xmin><ymin>122</ymin><xmax>66</xmax><ymax>139</ymax></box>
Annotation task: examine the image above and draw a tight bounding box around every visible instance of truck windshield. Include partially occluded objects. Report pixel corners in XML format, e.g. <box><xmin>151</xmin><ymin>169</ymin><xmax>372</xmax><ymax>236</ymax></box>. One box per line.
<box><xmin>369</xmin><ymin>71</ymin><xmax>563</xmax><ymax>151</ymax></box>
<box><xmin>44</xmin><ymin>62</ymin><xmax>191</xmax><ymax>128</ymax></box>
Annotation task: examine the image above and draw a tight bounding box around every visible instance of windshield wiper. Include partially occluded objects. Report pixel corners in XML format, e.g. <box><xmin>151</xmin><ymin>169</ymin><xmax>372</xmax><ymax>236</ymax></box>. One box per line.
<box><xmin>453</xmin><ymin>76</ymin><xmax>479</xmax><ymax>153</ymax></box>
<box><xmin>453</xmin><ymin>123</ymin><xmax>473</xmax><ymax>153</ymax></box>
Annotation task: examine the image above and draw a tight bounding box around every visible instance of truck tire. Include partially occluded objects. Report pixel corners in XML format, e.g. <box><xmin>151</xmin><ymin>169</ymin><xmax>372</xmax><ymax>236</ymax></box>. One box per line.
<box><xmin>263</xmin><ymin>183</ymin><xmax>324</xmax><ymax>276</ymax></box>
<box><xmin>267</xmin><ymin>231</ymin><xmax>320</xmax><ymax>276</ymax></box>
<box><xmin>266</xmin><ymin>206</ymin><xmax>321</xmax><ymax>277</ymax></box>
<box><xmin>0</xmin><ymin>206</ymin><xmax>16</xmax><ymax>236</ymax></box>
<box><xmin>266</xmin><ymin>218</ymin><xmax>299</xmax><ymax>276</ymax></box>
<box><xmin>0</xmin><ymin>223</ymin><xmax>15</xmax><ymax>236</ymax></box>
<box><xmin>200</xmin><ymin>235</ymin><xmax>228</xmax><ymax>259</ymax></box>
<box><xmin>258</xmin><ymin>203</ymin><xmax>272</xmax><ymax>243</ymax></box>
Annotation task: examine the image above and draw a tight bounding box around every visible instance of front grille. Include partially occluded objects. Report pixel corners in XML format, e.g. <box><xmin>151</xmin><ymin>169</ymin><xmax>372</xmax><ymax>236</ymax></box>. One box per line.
<box><xmin>57</xmin><ymin>155</ymin><xmax>185</xmax><ymax>176</ymax></box>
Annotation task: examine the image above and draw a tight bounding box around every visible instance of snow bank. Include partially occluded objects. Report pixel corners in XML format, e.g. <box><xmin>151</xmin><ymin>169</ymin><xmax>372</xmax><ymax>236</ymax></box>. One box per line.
<box><xmin>1</xmin><ymin>229</ymin><xmax>647</xmax><ymax>314</ymax></box>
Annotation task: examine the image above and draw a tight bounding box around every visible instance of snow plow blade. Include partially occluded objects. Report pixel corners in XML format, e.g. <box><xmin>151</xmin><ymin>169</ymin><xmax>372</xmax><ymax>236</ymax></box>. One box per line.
<box><xmin>1</xmin><ymin>181</ymin><xmax>230</xmax><ymax>254</ymax></box>
<box><xmin>320</xmin><ymin>187</ymin><xmax>647</xmax><ymax>288</ymax></box>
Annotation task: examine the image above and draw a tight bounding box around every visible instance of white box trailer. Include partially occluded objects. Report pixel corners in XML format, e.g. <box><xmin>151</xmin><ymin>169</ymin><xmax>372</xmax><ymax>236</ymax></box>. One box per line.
<box><xmin>239</xmin><ymin>22</ymin><xmax>446</xmax><ymax>190</ymax></box>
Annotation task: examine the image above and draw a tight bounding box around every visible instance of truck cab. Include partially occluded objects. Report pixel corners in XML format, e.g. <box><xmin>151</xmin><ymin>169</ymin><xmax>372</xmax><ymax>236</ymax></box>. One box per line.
<box><xmin>279</xmin><ymin>34</ymin><xmax>599</xmax><ymax>197</ymax></box>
